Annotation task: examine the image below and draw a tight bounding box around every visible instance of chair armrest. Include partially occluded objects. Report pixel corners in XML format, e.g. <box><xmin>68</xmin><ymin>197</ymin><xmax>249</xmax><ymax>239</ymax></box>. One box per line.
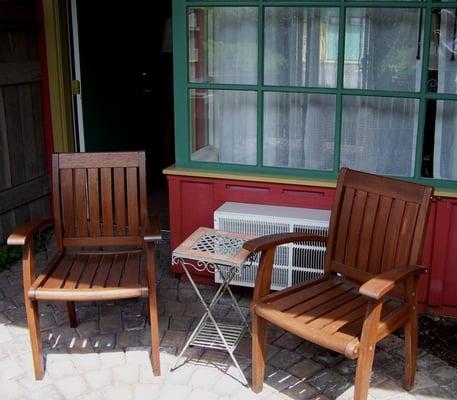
<box><xmin>143</xmin><ymin>215</ymin><xmax>161</xmax><ymax>242</ymax></box>
<box><xmin>243</xmin><ymin>232</ymin><xmax>327</xmax><ymax>252</ymax></box>
<box><xmin>7</xmin><ymin>218</ymin><xmax>54</xmax><ymax>246</ymax></box>
<box><xmin>359</xmin><ymin>265</ymin><xmax>428</xmax><ymax>300</ymax></box>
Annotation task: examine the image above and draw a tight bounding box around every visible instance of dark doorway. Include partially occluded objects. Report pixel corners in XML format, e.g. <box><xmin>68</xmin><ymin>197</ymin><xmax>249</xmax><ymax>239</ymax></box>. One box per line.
<box><xmin>69</xmin><ymin>1</ymin><xmax>173</xmax><ymax>227</ymax></box>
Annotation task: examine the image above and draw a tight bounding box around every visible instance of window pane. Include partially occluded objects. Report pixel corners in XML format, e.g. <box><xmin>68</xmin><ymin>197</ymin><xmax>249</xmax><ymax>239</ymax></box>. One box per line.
<box><xmin>190</xmin><ymin>89</ymin><xmax>257</xmax><ymax>165</ymax></box>
<box><xmin>263</xmin><ymin>92</ymin><xmax>335</xmax><ymax>170</ymax></box>
<box><xmin>429</xmin><ymin>9</ymin><xmax>457</xmax><ymax>94</ymax></box>
<box><xmin>344</xmin><ymin>8</ymin><xmax>423</xmax><ymax>91</ymax></box>
<box><xmin>341</xmin><ymin>96</ymin><xmax>419</xmax><ymax>177</ymax></box>
<box><xmin>423</xmin><ymin>100</ymin><xmax>457</xmax><ymax>180</ymax></box>
<box><xmin>264</xmin><ymin>7</ymin><xmax>339</xmax><ymax>88</ymax></box>
<box><xmin>188</xmin><ymin>7</ymin><xmax>258</xmax><ymax>84</ymax></box>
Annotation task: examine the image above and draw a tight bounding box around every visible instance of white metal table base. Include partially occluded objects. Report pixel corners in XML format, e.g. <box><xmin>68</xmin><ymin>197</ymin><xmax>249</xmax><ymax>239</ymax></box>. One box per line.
<box><xmin>170</xmin><ymin>257</ymin><xmax>251</xmax><ymax>385</ymax></box>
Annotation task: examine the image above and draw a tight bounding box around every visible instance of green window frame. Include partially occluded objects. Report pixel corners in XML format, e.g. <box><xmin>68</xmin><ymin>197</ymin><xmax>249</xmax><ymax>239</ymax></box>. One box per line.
<box><xmin>173</xmin><ymin>0</ymin><xmax>457</xmax><ymax>190</ymax></box>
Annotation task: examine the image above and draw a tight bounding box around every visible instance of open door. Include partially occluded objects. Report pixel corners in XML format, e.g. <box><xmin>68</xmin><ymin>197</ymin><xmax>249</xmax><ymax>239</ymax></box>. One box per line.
<box><xmin>67</xmin><ymin>0</ymin><xmax>174</xmax><ymax>191</ymax></box>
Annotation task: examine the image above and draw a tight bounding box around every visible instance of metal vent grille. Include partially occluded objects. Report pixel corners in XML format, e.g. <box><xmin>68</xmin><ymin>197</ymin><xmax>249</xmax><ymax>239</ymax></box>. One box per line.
<box><xmin>214</xmin><ymin>202</ymin><xmax>330</xmax><ymax>290</ymax></box>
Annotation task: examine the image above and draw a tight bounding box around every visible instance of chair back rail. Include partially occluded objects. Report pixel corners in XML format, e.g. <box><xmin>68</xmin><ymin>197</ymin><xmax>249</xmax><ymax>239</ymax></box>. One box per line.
<box><xmin>326</xmin><ymin>168</ymin><xmax>433</xmax><ymax>282</ymax></box>
<box><xmin>52</xmin><ymin>152</ymin><xmax>148</xmax><ymax>250</ymax></box>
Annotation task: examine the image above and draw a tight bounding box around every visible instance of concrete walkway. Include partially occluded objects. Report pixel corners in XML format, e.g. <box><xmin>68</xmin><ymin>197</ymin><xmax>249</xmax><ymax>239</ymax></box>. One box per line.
<box><xmin>0</xmin><ymin>238</ymin><xmax>456</xmax><ymax>400</ymax></box>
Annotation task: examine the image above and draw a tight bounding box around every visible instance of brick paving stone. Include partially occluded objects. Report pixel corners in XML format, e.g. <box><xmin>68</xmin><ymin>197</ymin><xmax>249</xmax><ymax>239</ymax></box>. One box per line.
<box><xmin>99</xmin><ymin>304</ymin><xmax>122</xmax><ymax>318</ymax></box>
<box><xmin>377</xmin><ymin>335</ymin><xmax>405</xmax><ymax>351</ymax></box>
<box><xmin>90</xmin><ymin>334</ymin><xmax>116</xmax><ymax>351</ymax></box>
<box><xmin>160</xmin><ymin>329</ymin><xmax>187</xmax><ymax>348</ymax></box>
<box><xmin>177</xmin><ymin>287</ymin><xmax>198</xmax><ymax>302</ymax></box>
<box><xmin>112</xmin><ymin>364</ymin><xmax>140</xmax><ymax>385</ymax></box>
<box><xmin>54</xmin><ymin>374</ymin><xmax>89</xmax><ymax>398</ymax></box>
<box><xmin>0</xmin><ymin>311</ymin><xmax>11</xmax><ymax>325</ymax></box>
<box><xmin>169</xmin><ymin>315</ymin><xmax>194</xmax><ymax>331</ymax></box>
<box><xmin>123</xmin><ymin>315</ymin><xmax>146</xmax><ymax>331</ymax></box>
<box><xmin>274</xmin><ymin>332</ymin><xmax>305</xmax><ymax>351</ymax></box>
<box><xmin>427</xmin><ymin>363</ymin><xmax>457</xmax><ymax>386</ymax></box>
<box><xmin>28</xmin><ymin>384</ymin><xmax>65</xmax><ymax>400</ymax></box>
<box><xmin>77</xmin><ymin>320</ymin><xmax>100</xmax><ymax>338</ymax></box>
<box><xmin>75</xmin><ymin>391</ymin><xmax>105</xmax><ymax>400</ymax></box>
<box><xmin>99</xmin><ymin>316</ymin><xmax>123</xmax><ymax>334</ymax></box>
<box><xmin>0</xmin><ymin>380</ymin><xmax>28</xmax><ymax>400</ymax></box>
<box><xmin>71</xmin><ymin>352</ymin><xmax>101</xmax><ymax>373</ymax></box>
<box><xmin>288</xmin><ymin>358</ymin><xmax>325</xmax><ymax>380</ymax></box>
<box><xmin>411</xmin><ymin>386</ymin><xmax>456</xmax><ymax>400</ymax></box>
<box><xmin>312</xmin><ymin>348</ymin><xmax>346</xmax><ymax>368</ymax></box>
<box><xmin>188</xmin><ymin>366</ymin><xmax>223</xmax><ymax>389</ymax></box>
<box><xmin>306</xmin><ymin>368</ymin><xmax>352</xmax><ymax>398</ymax></box>
<box><xmin>213</xmin><ymin>371</ymin><xmax>251</xmax><ymax>396</ymax></box>
<box><xmin>281</xmin><ymin>380</ymin><xmax>319</xmax><ymax>400</ymax></box>
<box><xmin>45</xmin><ymin>354</ymin><xmax>78</xmax><ymax>379</ymax></box>
<box><xmin>163</xmin><ymin>300</ymin><xmax>186</xmax><ymax>316</ymax></box>
<box><xmin>116</xmin><ymin>330</ymin><xmax>141</xmax><ymax>349</ymax></box>
<box><xmin>125</xmin><ymin>347</ymin><xmax>151</xmax><ymax>365</ymax></box>
<box><xmin>367</xmin><ymin>379</ymin><xmax>409</xmax><ymax>400</ymax></box>
<box><xmin>157</xmin><ymin>288</ymin><xmax>178</xmax><ymax>302</ymax></box>
<box><xmin>84</xmin><ymin>368</ymin><xmax>114</xmax><ymax>390</ymax></box>
<box><xmin>185</xmin><ymin>302</ymin><xmax>205</xmax><ymax>317</ymax></box>
<box><xmin>75</xmin><ymin>306</ymin><xmax>99</xmax><ymax>322</ymax></box>
<box><xmin>98</xmin><ymin>351</ymin><xmax>126</xmax><ymax>368</ymax></box>
<box><xmin>158</xmin><ymin>383</ymin><xmax>192</xmax><ymax>399</ymax></box>
<box><xmin>0</xmin><ymin>357</ymin><xmax>24</xmax><ymax>380</ymax></box>
<box><xmin>103</xmin><ymin>384</ymin><xmax>134</xmax><ymax>400</ymax></box>
<box><xmin>134</xmin><ymin>383</ymin><xmax>162</xmax><ymax>400</ymax></box>
<box><xmin>269</xmin><ymin>348</ymin><xmax>304</xmax><ymax>370</ymax></box>
<box><xmin>264</xmin><ymin>368</ymin><xmax>301</xmax><ymax>393</ymax></box>
<box><xmin>188</xmin><ymin>388</ymin><xmax>219</xmax><ymax>400</ymax></box>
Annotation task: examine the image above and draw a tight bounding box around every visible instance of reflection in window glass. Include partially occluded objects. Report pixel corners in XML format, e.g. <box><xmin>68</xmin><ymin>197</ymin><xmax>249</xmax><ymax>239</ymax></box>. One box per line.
<box><xmin>429</xmin><ymin>9</ymin><xmax>457</xmax><ymax>94</ymax></box>
<box><xmin>426</xmin><ymin>100</ymin><xmax>457</xmax><ymax>180</ymax></box>
<box><xmin>341</xmin><ymin>96</ymin><xmax>419</xmax><ymax>177</ymax></box>
<box><xmin>344</xmin><ymin>8</ymin><xmax>423</xmax><ymax>91</ymax></box>
<box><xmin>264</xmin><ymin>7</ymin><xmax>339</xmax><ymax>88</ymax></box>
<box><xmin>188</xmin><ymin>7</ymin><xmax>258</xmax><ymax>84</ymax></box>
<box><xmin>190</xmin><ymin>89</ymin><xmax>257</xmax><ymax>165</ymax></box>
<box><xmin>263</xmin><ymin>92</ymin><xmax>335</xmax><ymax>170</ymax></box>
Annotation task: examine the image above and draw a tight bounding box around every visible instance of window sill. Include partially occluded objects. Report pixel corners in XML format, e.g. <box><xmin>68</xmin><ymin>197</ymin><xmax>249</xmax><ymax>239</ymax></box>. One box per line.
<box><xmin>163</xmin><ymin>165</ymin><xmax>457</xmax><ymax>199</ymax></box>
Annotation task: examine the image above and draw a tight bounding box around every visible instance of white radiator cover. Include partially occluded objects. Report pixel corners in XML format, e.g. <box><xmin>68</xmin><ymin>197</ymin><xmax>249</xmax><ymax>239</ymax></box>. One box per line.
<box><xmin>214</xmin><ymin>202</ymin><xmax>330</xmax><ymax>290</ymax></box>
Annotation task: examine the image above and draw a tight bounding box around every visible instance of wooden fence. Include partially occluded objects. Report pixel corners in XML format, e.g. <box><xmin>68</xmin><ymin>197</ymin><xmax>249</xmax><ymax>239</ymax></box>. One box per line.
<box><xmin>0</xmin><ymin>1</ymin><xmax>51</xmax><ymax>244</ymax></box>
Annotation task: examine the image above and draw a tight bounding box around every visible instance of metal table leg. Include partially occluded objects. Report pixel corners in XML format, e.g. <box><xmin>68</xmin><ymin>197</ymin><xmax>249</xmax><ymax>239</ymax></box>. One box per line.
<box><xmin>170</xmin><ymin>258</ymin><xmax>249</xmax><ymax>385</ymax></box>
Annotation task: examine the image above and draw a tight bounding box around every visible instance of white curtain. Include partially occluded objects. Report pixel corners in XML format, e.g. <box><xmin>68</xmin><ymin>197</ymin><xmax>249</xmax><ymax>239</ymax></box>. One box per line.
<box><xmin>340</xmin><ymin>8</ymin><xmax>421</xmax><ymax>176</ymax></box>
<box><xmin>202</xmin><ymin>8</ymin><xmax>258</xmax><ymax>165</ymax></box>
<box><xmin>263</xmin><ymin>8</ymin><xmax>336</xmax><ymax>170</ymax></box>
<box><xmin>433</xmin><ymin>9</ymin><xmax>457</xmax><ymax>180</ymax></box>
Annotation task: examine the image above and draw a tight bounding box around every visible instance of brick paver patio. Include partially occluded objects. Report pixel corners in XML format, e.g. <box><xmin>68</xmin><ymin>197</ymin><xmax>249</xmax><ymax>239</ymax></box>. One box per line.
<box><xmin>0</xmin><ymin>236</ymin><xmax>456</xmax><ymax>399</ymax></box>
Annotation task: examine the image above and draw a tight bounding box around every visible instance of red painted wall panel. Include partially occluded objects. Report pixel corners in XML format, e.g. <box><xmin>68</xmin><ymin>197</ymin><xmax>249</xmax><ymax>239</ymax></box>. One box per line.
<box><xmin>441</xmin><ymin>200</ymin><xmax>457</xmax><ymax>308</ymax></box>
<box><xmin>167</xmin><ymin>174</ymin><xmax>457</xmax><ymax>316</ymax></box>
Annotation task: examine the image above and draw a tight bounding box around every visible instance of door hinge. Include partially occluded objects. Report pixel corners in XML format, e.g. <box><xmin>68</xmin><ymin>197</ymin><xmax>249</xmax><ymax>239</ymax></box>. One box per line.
<box><xmin>71</xmin><ymin>80</ymin><xmax>81</xmax><ymax>95</ymax></box>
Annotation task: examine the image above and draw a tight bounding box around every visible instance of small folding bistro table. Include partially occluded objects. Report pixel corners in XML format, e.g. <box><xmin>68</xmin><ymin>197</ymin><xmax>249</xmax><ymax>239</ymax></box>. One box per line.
<box><xmin>170</xmin><ymin>227</ymin><xmax>256</xmax><ymax>385</ymax></box>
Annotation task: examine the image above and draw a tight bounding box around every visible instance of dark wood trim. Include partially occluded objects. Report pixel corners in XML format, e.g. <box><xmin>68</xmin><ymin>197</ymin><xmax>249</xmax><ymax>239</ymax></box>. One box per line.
<box><xmin>0</xmin><ymin>175</ymin><xmax>50</xmax><ymax>215</ymax></box>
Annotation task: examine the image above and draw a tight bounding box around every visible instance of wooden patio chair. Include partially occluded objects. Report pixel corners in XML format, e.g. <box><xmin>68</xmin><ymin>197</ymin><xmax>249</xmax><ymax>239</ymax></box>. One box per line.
<box><xmin>7</xmin><ymin>151</ymin><xmax>161</xmax><ymax>380</ymax></box>
<box><xmin>243</xmin><ymin>168</ymin><xmax>433</xmax><ymax>400</ymax></box>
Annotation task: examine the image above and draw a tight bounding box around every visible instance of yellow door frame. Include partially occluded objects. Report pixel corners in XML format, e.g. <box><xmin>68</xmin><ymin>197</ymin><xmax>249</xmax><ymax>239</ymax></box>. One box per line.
<box><xmin>41</xmin><ymin>0</ymin><xmax>74</xmax><ymax>153</ymax></box>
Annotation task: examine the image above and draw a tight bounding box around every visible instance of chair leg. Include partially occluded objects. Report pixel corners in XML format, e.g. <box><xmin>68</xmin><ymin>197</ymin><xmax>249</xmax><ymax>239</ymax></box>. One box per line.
<box><xmin>24</xmin><ymin>298</ymin><xmax>44</xmax><ymax>380</ymax></box>
<box><xmin>66</xmin><ymin>301</ymin><xmax>78</xmax><ymax>328</ymax></box>
<box><xmin>252</xmin><ymin>313</ymin><xmax>268</xmax><ymax>393</ymax></box>
<box><xmin>403</xmin><ymin>314</ymin><xmax>418</xmax><ymax>390</ymax></box>
<box><xmin>148</xmin><ymin>290</ymin><xmax>161</xmax><ymax>376</ymax></box>
<box><xmin>354</xmin><ymin>300</ymin><xmax>383</xmax><ymax>400</ymax></box>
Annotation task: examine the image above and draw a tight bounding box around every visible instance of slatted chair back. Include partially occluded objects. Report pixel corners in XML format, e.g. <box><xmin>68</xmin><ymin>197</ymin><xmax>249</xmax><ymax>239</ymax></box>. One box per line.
<box><xmin>326</xmin><ymin>168</ymin><xmax>433</xmax><ymax>284</ymax></box>
<box><xmin>52</xmin><ymin>152</ymin><xmax>148</xmax><ymax>250</ymax></box>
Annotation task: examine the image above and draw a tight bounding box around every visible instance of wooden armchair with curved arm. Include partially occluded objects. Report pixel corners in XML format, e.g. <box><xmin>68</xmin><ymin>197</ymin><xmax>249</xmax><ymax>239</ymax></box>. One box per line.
<box><xmin>8</xmin><ymin>151</ymin><xmax>161</xmax><ymax>380</ymax></box>
<box><xmin>243</xmin><ymin>168</ymin><xmax>433</xmax><ymax>400</ymax></box>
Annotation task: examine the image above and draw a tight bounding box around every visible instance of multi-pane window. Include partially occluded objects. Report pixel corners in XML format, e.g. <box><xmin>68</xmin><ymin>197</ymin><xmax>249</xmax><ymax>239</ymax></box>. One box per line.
<box><xmin>174</xmin><ymin>1</ymin><xmax>457</xmax><ymax>189</ymax></box>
